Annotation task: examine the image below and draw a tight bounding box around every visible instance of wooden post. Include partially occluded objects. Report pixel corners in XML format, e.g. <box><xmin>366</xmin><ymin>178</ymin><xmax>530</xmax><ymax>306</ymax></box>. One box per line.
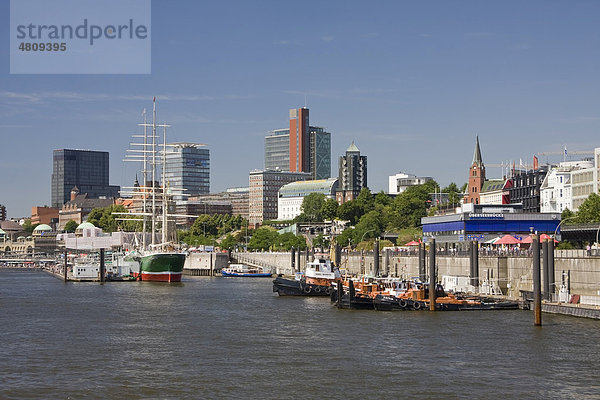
<box><xmin>291</xmin><ymin>247</ymin><xmax>296</xmax><ymax>272</ymax></box>
<box><xmin>429</xmin><ymin>238</ymin><xmax>436</xmax><ymax>311</ymax></box>
<box><xmin>548</xmin><ymin>239</ymin><xmax>555</xmax><ymax>300</ymax></box>
<box><xmin>373</xmin><ymin>239</ymin><xmax>380</xmax><ymax>277</ymax></box>
<box><xmin>337</xmin><ymin>281</ymin><xmax>343</xmax><ymax>308</ymax></box>
<box><xmin>532</xmin><ymin>234</ymin><xmax>542</xmax><ymax>326</ymax></box>
<box><xmin>418</xmin><ymin>243</ymin><xmax>426</xmax><ymax>282</ymax></box>
<box><xmin>210</xmin><ymin>252</ymin><xmax>214</xmax><ymax>276</ymax></box>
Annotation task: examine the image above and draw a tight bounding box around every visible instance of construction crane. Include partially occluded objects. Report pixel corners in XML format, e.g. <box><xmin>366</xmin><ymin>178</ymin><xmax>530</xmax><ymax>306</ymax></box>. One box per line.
<box><xmin>537</xmin><ymin>147</ymin><xmax>594</xmax><ymax>163</ymax></box>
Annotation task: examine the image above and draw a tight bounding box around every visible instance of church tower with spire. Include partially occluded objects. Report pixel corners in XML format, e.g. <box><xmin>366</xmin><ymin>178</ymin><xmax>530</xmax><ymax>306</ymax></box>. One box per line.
<box><xmin>464</xmin><ymin>136</ymin><xmax>486</xmax><ymax>204</ymax></box>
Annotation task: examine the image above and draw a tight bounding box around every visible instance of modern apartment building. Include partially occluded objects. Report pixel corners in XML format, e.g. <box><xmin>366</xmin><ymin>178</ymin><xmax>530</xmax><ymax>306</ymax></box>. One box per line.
<box><xmin>264</xmin><ymin>129</ymin><xmax>290</xmax><ymax>171</ymax></box>
<box><xmin>277</xmin><ymin>178</ymin><xmax>338</xmax><ymax>220</ymax></box>
<box><xmin>51</xmin><ymin>149</ymin><xmax>120</xmax><ymax>208</ymax></box>
<box><xmin>336</xmin><ymin>142</ymin><xmax>367</xmax><ymax>204</ymax></box>
<box><xmin>388</xmin><ymin>172</ymin><xmax>433</xmax><ymax>195</ymax></box>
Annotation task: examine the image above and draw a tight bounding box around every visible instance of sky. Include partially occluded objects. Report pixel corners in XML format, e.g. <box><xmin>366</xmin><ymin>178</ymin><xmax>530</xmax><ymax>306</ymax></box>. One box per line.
<box><xmin>1</xmin><ymin>0</ymin><xmax>599</xmax><ymax>218</ymax></box>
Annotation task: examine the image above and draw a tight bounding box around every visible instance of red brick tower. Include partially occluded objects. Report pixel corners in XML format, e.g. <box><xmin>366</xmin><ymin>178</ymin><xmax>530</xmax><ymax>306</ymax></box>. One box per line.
<box><xmin>465</xmin><ymin>136</ymin><xmax>486</xmax><ymax>205</ymax></box>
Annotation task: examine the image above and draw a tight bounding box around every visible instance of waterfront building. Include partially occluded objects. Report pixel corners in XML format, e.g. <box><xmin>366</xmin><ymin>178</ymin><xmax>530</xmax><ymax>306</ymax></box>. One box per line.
<box><xmin>163</xmin><ymin>143</ymin><xmax>210</xmax><ymax>201</ymax></box>
<box><xmin>422</xmin><ymin>203</ymin><xmax>560</xmax><ymax>244</ymax></box>
<box><xmin>174</xmin><ymin>187</ymin><xmax>249</xmax><ymax>227</ymax></box>
<box><xmin>478</xmin><ymin>180</ymin><xmax>509</xmax><ymax>205</ymax></box>
<box><xmin>265</xmin><ymin>108</ymin><xmax>331</xmax><ymax>180</ymax></box>
<box><xmin>388</xmin><ymin>172</ymin><xmax>433</xmax><ymax>195</ymax></box>
<box><xmin>336</xmin><ymin>142</ymin><xmax>367</xmax><ymax>204</ymax></box>
<box><xmin>31</xmin><ymin>206</ymin><xmax>59</xmax><ymax>226</ymax></box>
<box><xmin>51</xmin><ymin>149</ymin><xmax>120</xmax><ymax>208</ymax></box>
<box><xmin>0</xmin><ymin>220</ymin><xmax>25</xmax><ymax>241</ymax></box>
<box><xmin>265</xmin><ymin>129</ymin><xmax>290</xmax><ymax>171</ymax></box>
<box><xmin>540</xmin><ymin>161</ymin><xmax>591</xmax><ymax>213</ymax></box>
<box><xmin>509</xmin><ymin>166</ymin><xmax>549</xmax><ymax>213</ymax></box>
<box><xmin>570</xmin><ymin>148</ymin><xmax>600</xmax><ymax>210</ymax></box>
<box><xmin>277</xmin><ymin>178</ymin><xmax>338</xmax><ymax>220</ymax></box>
<box><xmin>57</xmin><ymin>187</ymin><xmax>115</xmax><ymax>230</ymax></box>
<box><xmin>0</xmin><ymin>204</ymin><xmax>5</xmax><ymax>221</ymax></box>
<box><xmin>249</xmin><ymin>169</ymin><xmax>310</xmax><ymax>226</ymax></box>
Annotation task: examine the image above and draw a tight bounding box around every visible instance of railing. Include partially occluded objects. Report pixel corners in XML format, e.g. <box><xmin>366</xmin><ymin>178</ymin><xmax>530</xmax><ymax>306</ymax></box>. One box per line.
<box><xmin>231</xmin><ymin>253</ymin><xmax>285</xmax><ymax>274</ymax></box>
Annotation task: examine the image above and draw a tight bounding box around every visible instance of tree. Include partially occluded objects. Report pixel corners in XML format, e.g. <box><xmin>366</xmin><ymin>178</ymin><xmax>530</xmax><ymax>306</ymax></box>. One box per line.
<box><xmin>575</xmin><ymin>193</ymin><xmax>600</xmax><ymax>223</ymax></box>
<box><xmin>442</xmin><ymin>182</ymin><xmax>462</xmax><ymax>207</ymax></box>
<box><xmin>355</xmin><ymin>188</ymin><xmax>375</xmax><ymax>214</ymax></box>
<box><xmin>248</xmin><ymin>227</ymin><xmax>278</xmax><ymax>251</ymax></box>
<box><xmin>22</xmin><ymin>219</ymin><xmax>38</xmax><ymax>234</ymax></box>
<box><xmin>300</xmin><ymin>193</ymin><xmax>326</xmax><ymax>222</ymax></box>
<box><xmin>561</xmin><ymin>208</ymin><xmax>575</xmax><ymax>224</ymax></box>
<box><xmin>86</xmin><ymin>205</ymin><xmax>138</xmax><ymax>232</ymax></box>
<box><xmin>354</xmin><ymin>210</ymin><xmax>384</xmax><ymax>244</ymax></box>
<box><xmin>320</xmin><ymin>198</ymin><xmax>339</xmax><ymax>221</ymax></box>
<box><xmin>337</xmin><ymin>200</ymin><xmax>363</xmax><ymax>225</ymax></box>
<box><xmin>220</xmin><ymin>234</ymin><xmax>238</xmax><ymax>250</ymax></box>
<box><xmin>64</xmin><ymin>220</ymin><xmax>78</xmax><ymax>233</ymax></box>
<box><xmin>374</xmin><ymin>191</ymin><xmax>391</xmax><ymax>207</ymax></box>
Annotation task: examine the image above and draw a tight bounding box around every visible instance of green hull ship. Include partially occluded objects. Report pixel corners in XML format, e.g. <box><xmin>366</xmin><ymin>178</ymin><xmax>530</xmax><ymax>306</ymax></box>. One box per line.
<box><xmin>140</xmin><ymin>253</ymin><xmax>186</xmax><ymax>282</ymax></box>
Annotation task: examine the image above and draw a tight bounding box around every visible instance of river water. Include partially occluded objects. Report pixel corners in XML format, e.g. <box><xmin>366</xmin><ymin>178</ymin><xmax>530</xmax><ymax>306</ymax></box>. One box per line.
<box><xmin>1</xmin><ymin>268</ymin><xmax>599</xmax><ymax>399</ymax></box>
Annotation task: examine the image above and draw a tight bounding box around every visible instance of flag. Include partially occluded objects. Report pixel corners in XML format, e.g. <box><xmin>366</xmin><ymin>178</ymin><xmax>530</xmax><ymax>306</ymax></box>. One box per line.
<box><xmin>564</xmin><ymin>146</ymin><xmax>567</xmax><ymax>157</ymax></box>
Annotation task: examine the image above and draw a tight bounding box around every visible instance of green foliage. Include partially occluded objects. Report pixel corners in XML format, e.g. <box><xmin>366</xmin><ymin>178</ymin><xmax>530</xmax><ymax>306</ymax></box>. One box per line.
<box><xmin>248</xmin><ymin>227</ymin><xmax>279</xmax><ymax>251</ymax></box>
<box><xmin>395</xmin><ymin>227</ymin><xmax>423</xmax><ymax>245</ymax></box>
<box><xmin>374</xmin><ymin>191</ymin><xmax>392</xmax><ymax>207</ymax></box>
<box><xmin>64</xmin><ymin>220</ymin><xmax>78</xmax><ymax>233</ymax></box>
<box><xmin>556</xmin><ymin>241</ymin><xmax>575</xmax><ymax>250</ymax></box>
<box><xmin>442</xmin><ymin>182</ymin><xmax>462</xmax><ymax>206</ymax></box>
<box><xmin>312</xmin><ymin>234</ymin><xmax>330</xmax><ymax>249</ymax></box>
<box><xmin>300</xmin><ymin>193</ymin><xmax>326</xmax><ymax>222</ymax></box>
<box><xmin>335</xmin><ymin>228</ymin><xmax>354</xmax><ymax>247</ymax></box>
<box><xmin>86</xmin><ymin>205</ymin><xmax>140</xmax><ymax>232</ymax></box>
<box><xmin>321</xmin><ymin>198</ymin><xmax>339</xmax><ymax>221</ymax></box>
<box><xmin>355</xmin><ymin>188</ymin><xmax>375</xmax><ymax>214</ymax></box>
<box><xmin>22</xmin><ymin>219</ymin><xmax>38</xmax><ymax>234</ymax></box>
<box><xmin>575</xmin><ymin>193</ymin><xmax>600</xmax><ymax>223</ymax></box>
<box><xmin>337</xmin><ymin>200</ymin><xmax>363</xmax><ymax>225</ymax></box>
<box><xmin>561</xmin><ymin>208</ymin><xmax>575</xmax><ymax>223</ymax></box>
<box><xmin>219</xmin><ymin>234</ymin><xmax>238</xmax><ymax>250</ymax></box>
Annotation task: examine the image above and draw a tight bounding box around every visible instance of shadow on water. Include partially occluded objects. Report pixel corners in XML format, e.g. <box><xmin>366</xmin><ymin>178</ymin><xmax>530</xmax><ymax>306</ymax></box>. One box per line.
<box><xmin>1</xmin><ymin>269</ymin><xmax>599</xmax><ymax>399</ymax></box>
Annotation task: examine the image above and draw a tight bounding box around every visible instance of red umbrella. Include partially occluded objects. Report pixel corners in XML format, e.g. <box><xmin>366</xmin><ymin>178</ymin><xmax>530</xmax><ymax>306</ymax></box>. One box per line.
<box><xmin>521</xmin><ymin>234</ymin><xmax>558</xmax><ymax>244</ymax></box>
<box><xmin>495</xmin><ymin>235</ymin><xmax>522</xmax><ymax>245</ymax></box>
<box><xmin>405</xmin><ymin>240</ymin><xmax>420</xmax><ymax>246</ymax></box>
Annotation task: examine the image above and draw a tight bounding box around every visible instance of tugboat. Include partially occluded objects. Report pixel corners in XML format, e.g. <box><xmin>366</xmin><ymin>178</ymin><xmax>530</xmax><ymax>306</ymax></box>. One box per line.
<box><xmin>273</xmin><ymin>258</ymin><xmax>340</xmax><ymax>296</ymax></box>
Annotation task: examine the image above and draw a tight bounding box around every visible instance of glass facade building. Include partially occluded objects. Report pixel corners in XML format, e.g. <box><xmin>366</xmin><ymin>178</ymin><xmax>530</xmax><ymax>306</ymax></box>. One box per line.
<box><xmin>264</xmin><ymin>129</ymin><xmax>290</xmax><ymax>171</ymax></box>
<box><xmin>163</xmin><ymin>143</ymin><xmax>210</xmax><ymax>201</ymax></box>
<box><xmin>309</xmin><ymin>126</ymin><xmax>331</xmax><ymax>180</ymax></box>
<box><xmin>51</xmin><ymin>149</ymin><xmax>120</xmax><ymax>208</ymax></box>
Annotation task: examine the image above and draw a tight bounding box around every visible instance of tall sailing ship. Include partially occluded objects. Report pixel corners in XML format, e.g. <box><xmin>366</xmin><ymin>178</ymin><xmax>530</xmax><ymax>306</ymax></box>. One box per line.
<box><xmin>117</xmin><ymin>98</ymin><xmax>193</xmax><ymax>282</ymax></box>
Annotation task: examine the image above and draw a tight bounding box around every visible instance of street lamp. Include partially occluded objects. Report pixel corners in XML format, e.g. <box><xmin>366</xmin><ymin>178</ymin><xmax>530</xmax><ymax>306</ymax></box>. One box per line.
<box><xmin>553</xmin><ymin>216</ymin><xmax>578</xmax><ymax>240</ymax></box>
<box><xmin>361</xmin><ymin>228</ymin><xmax>376</xmax><ymax>244</ymax></box>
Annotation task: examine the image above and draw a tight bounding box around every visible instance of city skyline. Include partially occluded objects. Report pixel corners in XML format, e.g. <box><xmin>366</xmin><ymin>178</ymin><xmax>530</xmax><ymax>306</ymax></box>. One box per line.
<box><xmin>1</xmin><ymin>1</ymin><xmax>599</xmax><ymax>217</ymax></box>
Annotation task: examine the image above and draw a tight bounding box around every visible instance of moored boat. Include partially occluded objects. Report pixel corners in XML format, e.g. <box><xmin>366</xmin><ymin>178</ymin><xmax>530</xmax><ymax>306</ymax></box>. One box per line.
<box><xmin>222</xmin><ymin>264</ymin><xmax>272</xmax><ymax>277</ymax></box>
<box><xmin>140</xmin><ymin>252</ymin><xmax>186</xmax><ymax>282</ymax></box>
<box><xmin>273</xmin><ymin>258</ymin><xmax>340</xmax><ymax>296</ymax></box>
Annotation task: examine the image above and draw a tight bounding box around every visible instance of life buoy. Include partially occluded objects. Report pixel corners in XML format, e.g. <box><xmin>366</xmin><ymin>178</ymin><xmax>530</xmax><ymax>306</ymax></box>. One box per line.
<box><xmin>303</xmin><ymin>286</ymin><xmax>312</xmax><ymax>294</ymax></box>
<box><xmin>314</xmin><ymin>286</ymin><xmax>322</xmax><ymax>293</ymax></box>
<box><xmin>413</xmin><ymin>302</ymin><xmax>421</xmax><ymax>310</ymax></box>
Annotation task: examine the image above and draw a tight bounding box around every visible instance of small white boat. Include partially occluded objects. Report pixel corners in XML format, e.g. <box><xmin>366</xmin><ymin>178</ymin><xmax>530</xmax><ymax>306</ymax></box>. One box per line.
<box><xmin>221</xmin><ymin>264</ymin><xmax>272</xmax><ymax>277</ymax></box>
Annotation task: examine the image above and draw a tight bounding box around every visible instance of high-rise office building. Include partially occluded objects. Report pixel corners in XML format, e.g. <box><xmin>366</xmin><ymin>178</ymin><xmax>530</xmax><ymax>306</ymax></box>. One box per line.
<box><xmin>336</xmin><ymin>142</ymin><xmax>368</xmax><ymax>204</ymax></box>
<box><xmin>248</xmin><ymin>169</ymin><xmax>310</xmax><ymax>226</ymax></box>
<box><xmin>163</xmin><ymin>143</ymin><xmax>210</xmax><ymax>201</ymax></box>
<box><xmin>289</xmin><ymin>107</ymin><xmax>310</xmax><ymax>173</ymax></box>
<box><xmin>264</xmin><ymin>129</ymin><xmax>290</xmax><ymax>171</ymax></box>
<box><xmin>309</xmin><ymin>126</ymin><xmax>331</xmax><ymax>180</ymax></box>
<box><xmin>264</xmin><ymin>107</ymin><xmax>331</xmax><ymax>180</ymax></box>
<box><xmin>51</xmin><ymin>149</ymin><xmax>120</xmax><ymax>208</ymax></box>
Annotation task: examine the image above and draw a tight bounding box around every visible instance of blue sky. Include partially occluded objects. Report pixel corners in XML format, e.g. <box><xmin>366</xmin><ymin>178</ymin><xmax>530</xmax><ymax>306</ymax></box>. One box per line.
<box><xmin>1</xmin><ymin>0</ymin><xmax>599</xmax><ymax>218</ymax></box>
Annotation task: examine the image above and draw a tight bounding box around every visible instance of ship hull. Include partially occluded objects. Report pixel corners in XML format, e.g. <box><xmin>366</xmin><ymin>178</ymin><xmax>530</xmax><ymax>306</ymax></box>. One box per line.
<box><xmin>140</xmin><ymin>253</ymin><xmax>186</xmax><ymax>283</ymax></box>
<box><xmin>272</xmin><ymin>276</ymin><xmax>332</xmax><ymax>296</ymax></box>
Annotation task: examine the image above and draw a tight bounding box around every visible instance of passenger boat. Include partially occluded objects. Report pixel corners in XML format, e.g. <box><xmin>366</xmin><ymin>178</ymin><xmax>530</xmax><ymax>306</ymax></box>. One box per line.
<box><xmin>273</xmin><ymin>258</ymin><xmax>340</xmax><ymax>296</ymax></box>
<box><xmin>222</xmin><ymin>264</ymin><xmax>272</xmax><ymax>277</ymax></box>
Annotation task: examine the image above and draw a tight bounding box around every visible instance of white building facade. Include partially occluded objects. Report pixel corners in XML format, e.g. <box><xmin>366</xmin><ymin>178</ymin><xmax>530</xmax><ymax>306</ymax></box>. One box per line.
<box><xmin>388</xmin><ymin>172</ymin><xmax>432</xmax><ymax>195</ymax></box>
<box><xmin>277</xmin><ymin>178</ymin><xmax>338</xmax><ymax>220</ymax></box>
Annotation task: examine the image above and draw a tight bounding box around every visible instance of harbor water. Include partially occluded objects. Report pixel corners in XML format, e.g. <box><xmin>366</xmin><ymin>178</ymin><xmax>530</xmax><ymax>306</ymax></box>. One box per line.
<box><xmin>1</xmin><ymin>268</ymin><xmax>599</xmax><ymax>399</ymax></box>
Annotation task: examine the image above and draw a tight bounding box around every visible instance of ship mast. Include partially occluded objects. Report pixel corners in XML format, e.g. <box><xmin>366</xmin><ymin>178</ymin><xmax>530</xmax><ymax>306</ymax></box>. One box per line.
<box><xmin>142</xmin><ymin>108</ymin><xmax>148</xmax><ymax>250</ymax></box>
<box><xmin>162</xmin><ymin>124</ymin><xmax>168</xmax><ymax>245</ymax></box>
<box><xmin>151</xmin><ymin>97</ymin><xmax>157</xmax><ymax>246</ymax></box>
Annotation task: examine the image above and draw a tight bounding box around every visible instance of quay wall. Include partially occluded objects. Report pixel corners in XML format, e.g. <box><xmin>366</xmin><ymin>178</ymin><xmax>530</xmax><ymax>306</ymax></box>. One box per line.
<box><xmin>233</xmin><ymin>252</ymin><xmax>600</xmax><ymax>297</ymax></box>
<box><xmin>183</xmin><ymin>253</ymin><xmax>229</xmax><ymax>276</ymax></box>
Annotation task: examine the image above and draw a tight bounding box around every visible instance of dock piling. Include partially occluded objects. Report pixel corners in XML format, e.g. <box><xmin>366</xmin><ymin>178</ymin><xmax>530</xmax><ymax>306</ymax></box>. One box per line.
<box><xmin>418</xmin><ymin>243</ymin><xmax>426</xmax><ymax>282</ymax></box>
<box><xmin>373</xmin><ymin>239</ymin><xmax>380</xmax><ymax>276</ymax></box>
<box><xmin>542</xmin><ymin>239</ymin><xmax>550</xmax><ymax>300</ymax></box>
<box><xmin>532</xmin><ymin>234</ymin><xmax>542</xmax><ymax>326</ymax></box>
<box><xmin>99</xmin><ymin>248</ymin><xmax>105</xmax><ymax>283</ymax></box>
<box><xmin>291</xmin><ymin>247</ymin><xmax>296</xmax><ymax>272</ymax></box>
<box><xmin>429</xmin><ymin>238</ymin><xmax>436</xmax><ymax>311</ymax></box>
<box><xmin>337</xmin><ymin>281</ymin><xmax>343</xmax><ymax>308</ymax></box>
<box><xmin>548</xmin><ymin>239</ymin><xmax>555</xmax><ymax>299</ymax></box>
